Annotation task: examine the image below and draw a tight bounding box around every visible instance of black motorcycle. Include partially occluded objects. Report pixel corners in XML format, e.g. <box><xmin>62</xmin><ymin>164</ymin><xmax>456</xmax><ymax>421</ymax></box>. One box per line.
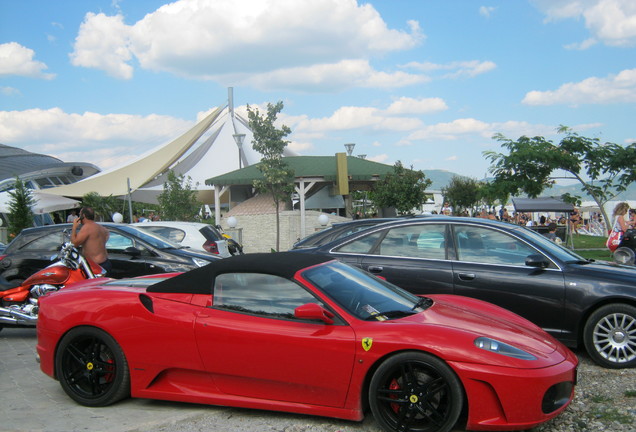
<box><xmin>613</xmin><ymin>229</ymin><xmax>636</xmax><ymax>265</ymax></box>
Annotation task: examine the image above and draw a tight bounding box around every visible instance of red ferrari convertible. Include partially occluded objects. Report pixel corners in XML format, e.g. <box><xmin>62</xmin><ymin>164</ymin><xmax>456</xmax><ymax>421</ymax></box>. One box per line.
<box><xmin>37</xmin><ymin>253</ymin><xmax>577</xmax><ymax>432</ymax></box>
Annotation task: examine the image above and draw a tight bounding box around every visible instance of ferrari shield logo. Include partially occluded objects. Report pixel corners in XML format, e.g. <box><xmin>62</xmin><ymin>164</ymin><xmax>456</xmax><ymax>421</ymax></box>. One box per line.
<box><xmin>362</xmin><ymin>337</ymin><xmax>373</xmax><ymax>351</ymax></box>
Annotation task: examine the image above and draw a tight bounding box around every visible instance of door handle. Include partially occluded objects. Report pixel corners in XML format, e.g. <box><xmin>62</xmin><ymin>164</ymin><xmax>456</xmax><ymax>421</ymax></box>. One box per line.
<box><xmin>367</xmin><ymin>265</ymin><xmax>383</xmax><ymax>273</ymax></box>
<box><xmin>458</xmin><ymin>273</ymin><xmax>476</xmax><ymax>281</ymax></box>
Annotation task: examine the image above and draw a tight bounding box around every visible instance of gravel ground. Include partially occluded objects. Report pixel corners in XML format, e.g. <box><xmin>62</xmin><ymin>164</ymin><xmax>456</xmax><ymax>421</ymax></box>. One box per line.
<box><xmin>133</xmin><ymin>349</ymin><xmax>636</xmax><ymax>432</ymax></box>
<box><xmin>532</xmin><ymin>351</ymin><xmax>636</xmax><ymax>432</ymax></box>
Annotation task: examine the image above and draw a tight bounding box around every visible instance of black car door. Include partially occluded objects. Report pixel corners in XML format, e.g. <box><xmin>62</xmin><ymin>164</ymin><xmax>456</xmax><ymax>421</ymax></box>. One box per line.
<box><xmin>332</xmin><ymin>223</ymin><xmax>454</xmax><ymax>296</ymax></box>
<box><xmin>449</xmin><ymin>223</ymin><xmax>567</xmax><ymax>339</ymax></box>
<box><xmin>105</xmin><ymin>231</ymin><xmax>162</xmax><ymax>278</ymax></box>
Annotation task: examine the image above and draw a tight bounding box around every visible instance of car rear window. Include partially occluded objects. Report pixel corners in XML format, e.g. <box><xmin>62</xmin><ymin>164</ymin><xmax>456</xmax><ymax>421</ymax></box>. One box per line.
<box><xmin>19</xmin><ymin>230</ymin><xmax>65</xmax><ymax>252</ymax></box>
<box><xmin>199</xmin><ymin>225</ymin><xmax>223</xmax><ymax>241</ymax></box>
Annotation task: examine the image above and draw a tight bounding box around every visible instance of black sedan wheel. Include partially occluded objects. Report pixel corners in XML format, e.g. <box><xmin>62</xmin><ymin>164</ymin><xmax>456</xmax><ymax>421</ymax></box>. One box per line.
<box><xmin>55</xmin><ymin>326</ymin><xmax>130</xmax><ymax>406</ymax></box>
<box><xmin>369</xmin><ymin>352</ymin><xmax>463</xmax><ymax>432</ymax></box>
<box><xmin>583</xmin><ymin>304</ymin><xmax>636</xmax><ymax>368</ymax></box>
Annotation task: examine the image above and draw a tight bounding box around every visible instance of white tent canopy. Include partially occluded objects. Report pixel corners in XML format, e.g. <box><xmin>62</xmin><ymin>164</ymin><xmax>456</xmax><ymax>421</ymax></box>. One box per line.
<box><xmin>44</xmin><ymin>106</ymin><xmax>224</xmax><ymax>199</ymax></box>
<box><xmin>129</xmin><ymin>103</ymin><xmax>265</xmax><ymax>204</ymax></box>
<box><xmin>0</xmin><ymin>190</ymin><xmax>80</xmax><ymax>214</ymax></box>
<box><xmin>44</xmin><ymin>88</ymin><xmax>283</xmax><ymax>205</ymax></box>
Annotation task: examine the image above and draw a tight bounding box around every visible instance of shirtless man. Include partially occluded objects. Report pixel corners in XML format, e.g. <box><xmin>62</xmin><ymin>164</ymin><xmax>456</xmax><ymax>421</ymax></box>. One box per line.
<box><xmin>71</xmin><ymin>207</ymin><xmax>112</xmax><ymax>273</ymax></box>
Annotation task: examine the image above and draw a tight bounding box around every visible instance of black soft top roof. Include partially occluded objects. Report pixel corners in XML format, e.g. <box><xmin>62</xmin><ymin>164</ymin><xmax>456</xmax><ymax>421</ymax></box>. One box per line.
<box><xmin>147</xmin><ymin>252</ymin><xmax>333</xmax><ymax>294</ymax></box>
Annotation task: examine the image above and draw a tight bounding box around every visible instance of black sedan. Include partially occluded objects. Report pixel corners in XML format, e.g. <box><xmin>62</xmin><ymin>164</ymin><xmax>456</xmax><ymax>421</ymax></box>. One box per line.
<box><xmin>293</xmin><ymin>216</ymin><xmax>636</xmax><ymax>368</ymax></box>
<box><xmin>0</xmin><ymin>223</ymin><xmax>220</xmax><ymax>281</ymax></box>
<box><xmin>292</xmin><ymin>218</ymin><xmax>398</xmax><ymax>249</ymax></box>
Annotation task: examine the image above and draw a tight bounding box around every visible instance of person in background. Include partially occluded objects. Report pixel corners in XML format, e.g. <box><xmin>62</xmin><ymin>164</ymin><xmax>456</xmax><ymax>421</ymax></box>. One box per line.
<box><xmin>66</xmin><ymin>210</ymin><xmax>79</xmax><ymax>223</ymax></box>
<box><xmin>545</xmin><ymin>222</ymin><xmax>559</xmax><ymax>243</ymax></box>
<box><xmin>569</xmin><ymin>208</ymin><xmax>582</xmax><ymax>234</ymax></box>
<box><xmin>611</xmin><ymin>202</ymin><xmax>631</xmax><ymax>233</ymax></box>
<box><xmin>501</xmin><ymin>208</ymin><xmax>510</xmax><ymax>222</ymax></box>
<box><xmin>442</xmin><ymin>202</ymin><xmax>452</xmax><ymax>215</ymax></box>
<box><xmin>71</xmin><ymin>207</ymin><xmax>112</xmax><ymax>274</ymax></box>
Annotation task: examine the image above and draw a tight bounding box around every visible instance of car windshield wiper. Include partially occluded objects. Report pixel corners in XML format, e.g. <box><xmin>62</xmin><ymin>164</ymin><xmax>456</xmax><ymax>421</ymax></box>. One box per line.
<box><xmin>365</xmin><ymin>310</ymin><xmax>416</xmax><ymax>321</ymax></box>
<box><xmin>412</xmin><ymin>297</ymin><xmax>433</xmax><ymax>310</ymax></box>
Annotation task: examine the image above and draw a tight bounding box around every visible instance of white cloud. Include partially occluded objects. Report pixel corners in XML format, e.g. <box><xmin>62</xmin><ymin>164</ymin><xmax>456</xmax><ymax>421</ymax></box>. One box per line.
<box><xmin>239</xmin><ymin>60</ymin><xmax>429</xmax><ymax>92</ymax></box>
<box><xmin>70</xmin><ymin>0</ymin><xmax>423</xmax><ymax>90</ymax></box>
<box><xmin>407</xmin><ymin>118</ymin><xmax>555</xmax><ymax>141</ymax></box>
<box><xmin>479</xmin><ymin>6</ymin><xmax>496</xmax><ymax>17</ymax></box>
<box><xmin>0</xmin><ymin>42</ymin><xmax>55</xmax><ymax>79</ymax></box>
<box><xmin>522</xmin><ymin>68</ymin><xmax>636</xmax><ymax>105</ymax></box>
<box><xmin>0</xmin><ymin>108</ymin><xmax>192</xmax><ymax>169</ymax></box>
<box><xmin>1</xmin><ymin>87</ymin><xmax>20</xmax><ymax>96</ymax></box>
<box><xmin>368</xmin><ymin>153</ymin><xmax>389</xmax><ymax>163</ymax></box>
<box><xmin>401</xmin><ymin>60</ymin><xmax>496</xmax><ymax>78</ymax></box>
<box><xmin>386</xmin><ymin>97</ymin><xmax>448</xmax><ymax>114</ymax></box>
<box><xmin>564</xmin><ymin>37</ymin><xmax>598</xmax><ymax>50</ymax></box>
<box><xmin>533</xmin><ymin>0</ymin><xmax>636</xmax><ymax>47</ymax></box>
<box><xmin>287</xmin><ymin>140</ymin><xmax>314</xmax><ymax>153</ymax></box>
<box><xmin>289</xmin><ymin>105</ymin><xmax>423</xmax><ymax>136</ymax></box>
<box><xmin>70</xmin><ymin>13</ymin><xmax>133</xmax><ymax>79</ymax></box>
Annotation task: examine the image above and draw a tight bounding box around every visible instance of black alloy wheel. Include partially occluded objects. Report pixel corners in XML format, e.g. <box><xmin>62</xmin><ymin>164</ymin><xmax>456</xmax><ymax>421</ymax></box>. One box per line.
<box><xmin>369</xmin><ymin>352</ymin><xmax>463</xmax><ymax>432</ymax></box>
<box><xmin>55</xmin><ymin>326</ymin><xmax>130</xmax><ymax>406</ymax></box>
<box><xmin>583</xmin><ymin>303</ymin><xmax>636</xmax><ymax>368</ymax></box>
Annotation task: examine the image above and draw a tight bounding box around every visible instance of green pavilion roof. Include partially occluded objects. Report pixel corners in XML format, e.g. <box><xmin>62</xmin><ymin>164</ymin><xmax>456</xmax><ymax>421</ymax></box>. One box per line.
<box><xmin>205</xmin><ymin>155</ymin><xmax>395</xmax><ymax>186</ymax></box>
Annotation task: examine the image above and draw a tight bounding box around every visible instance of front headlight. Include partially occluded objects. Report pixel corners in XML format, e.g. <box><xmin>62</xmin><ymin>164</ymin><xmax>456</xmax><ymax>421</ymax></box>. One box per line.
<box><xmin>192</xmin><ymin>257</ymin><xmax>211</xmax><ymax>267</ymax></box>
<box><xmin>474</xmin><ymin>337</ymin><xmax>537</xmax><ymax>360</ymax></box>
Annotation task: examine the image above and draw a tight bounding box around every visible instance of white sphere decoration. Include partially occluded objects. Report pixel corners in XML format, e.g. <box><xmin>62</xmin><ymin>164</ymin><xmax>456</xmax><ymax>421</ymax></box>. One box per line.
<box><xmin>112</xmin><ymin>212</ymin><xmax>124</xmax><ymax>223</ymax></box>
<box><xmin>318</xmin><ymin>214</ymin><xmax>329</xmax><ymax>226</ymax></box>
<box><xmin>0</xmin><ymin>217</ymin><xmax>3</xmax><ymax>226</ymax></box>
<box><xmin>227</xmin><ymin>216</ymin><xmax>238</xmax><ymax>228</ymax></box>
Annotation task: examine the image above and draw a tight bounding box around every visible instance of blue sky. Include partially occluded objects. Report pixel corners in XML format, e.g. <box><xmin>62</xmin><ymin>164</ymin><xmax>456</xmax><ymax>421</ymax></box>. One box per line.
<box><xmin>1</xmin><ymin>0</ymin><xmax>635</xmax><ymax>180</ymax></box>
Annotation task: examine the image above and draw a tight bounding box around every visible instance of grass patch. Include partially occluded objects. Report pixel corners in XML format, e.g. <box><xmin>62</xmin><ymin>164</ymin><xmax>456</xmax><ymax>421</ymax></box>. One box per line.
<box><xmin>571</xmin><ymin>234</ymin><xmax>608</xmax><ymax>249</ymax></box>
<box><xmin>589</xmin><ymin>407</ymin><xmax>633</xmax><ymax>424</ymax></box>
<box><xmin>625</xmin><ymin>390</ymin><xmax>636</xmax><ymax>398</ymax></box>
<box><xmin>565</xmin><ymin>234</ymin><xmax>614</xmax><ymax>262</ymax></box>
<box><xmin>590</xmin><ymin>394</ymin><xmax>612</xmax><ymax>403</ymax></box>
<box><xmin>575</xmin><ymin>249</ymin><xmax>614</xmax><ymax>261</ymax></box>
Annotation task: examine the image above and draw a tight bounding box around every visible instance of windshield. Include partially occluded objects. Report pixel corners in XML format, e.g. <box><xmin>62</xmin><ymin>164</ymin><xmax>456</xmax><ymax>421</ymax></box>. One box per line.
<box><xmin>302</xmin><ymin>261</ymin><xmax>431</xmax><ymax>321</ymax></box>
<box><xmin>518</xmin><ymin>226</ymin><xmax>587</xmax><ymax>262</ymax></box>
<box><xmin>115</xmin><ymin>225</ymin><xmax>183</xmax><ymax>249</ymax></box>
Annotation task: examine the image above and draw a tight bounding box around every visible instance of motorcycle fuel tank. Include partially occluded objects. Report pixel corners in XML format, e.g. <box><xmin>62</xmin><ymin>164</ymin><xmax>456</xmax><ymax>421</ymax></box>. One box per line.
<box><xmin>23</xmin><ymin>265</ymin><xmax>71</xmax><ymax>287</ymax></box>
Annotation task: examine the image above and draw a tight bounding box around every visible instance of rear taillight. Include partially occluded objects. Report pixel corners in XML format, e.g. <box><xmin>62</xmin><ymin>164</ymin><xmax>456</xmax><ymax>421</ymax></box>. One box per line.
<box><xmin>203</xmin><ymin>240</ymin><xmax>219</xmax><ymax>254</ymax></box>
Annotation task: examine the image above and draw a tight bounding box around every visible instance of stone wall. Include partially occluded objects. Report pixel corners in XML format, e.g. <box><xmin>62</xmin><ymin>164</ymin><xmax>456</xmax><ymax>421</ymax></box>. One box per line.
<box><xmin>220</xmin><ymin>210</ymin><xmax>349</xmax><ymax>253</ymax></box>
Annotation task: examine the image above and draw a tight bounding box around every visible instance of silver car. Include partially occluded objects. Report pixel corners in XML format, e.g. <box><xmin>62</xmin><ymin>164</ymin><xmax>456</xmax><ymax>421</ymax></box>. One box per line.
<box><xmin>133</xmin><ymin>221</ymin><xmax>232</xmax><ymax>257</ymax></box>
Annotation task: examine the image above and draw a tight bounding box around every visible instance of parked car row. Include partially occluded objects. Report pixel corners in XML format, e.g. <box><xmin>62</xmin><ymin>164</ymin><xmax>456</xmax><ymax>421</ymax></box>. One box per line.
<box><xmin>292</xmin><ymin>216</ymin><xmax>636</xmax><ymax>368</ymax></box>
<box><xmin>0</xmin><ymin>223</ymin><xmax>221</xmax><ymax>282</ymax></box>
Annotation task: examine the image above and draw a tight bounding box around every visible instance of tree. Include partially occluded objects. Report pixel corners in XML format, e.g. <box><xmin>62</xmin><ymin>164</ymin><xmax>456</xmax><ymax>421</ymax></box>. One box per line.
<box><xmin>484</xmin><ymin>127</ymin><xmax>636</xmax><ymax>230</ymax></box>
<box><xmin>479</xmin><ymin>180</ymin><xmax>509</xmax><ymax>213</ymax></box>
<box><xmin>247</xmin><ymin>101</ymin><xmax>294</xmax><ymax>252</ymax></box>
<box><xmin>442</xmin><ymin>176</ymin><xmax>481</xmax><ymax>216</ymax></box>
<box><xmin>370</xmin><ymin>161</ymin><xmax>431</xmax><ymax>215</ymax></box>
<box><xmin>157</xmin><ymin>170</ymin><xmax>201</xmax><ymax>221</ymax></box>
<box><xmin>81</xmin><ymin>192</ymin><xmax>120</xmax><ymax>221</ymax></box>
<box><xmin>7</xmin><ymin>178</ymin><xmax>35</xmax><ymax>238</ymax></box>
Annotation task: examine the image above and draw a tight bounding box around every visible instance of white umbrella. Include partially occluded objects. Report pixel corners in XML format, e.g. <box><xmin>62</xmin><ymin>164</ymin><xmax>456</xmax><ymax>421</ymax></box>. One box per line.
<box><xmin>0</xmin><ymin>190</ymin><xmax>81</xmax><ymax>214</ymax></box>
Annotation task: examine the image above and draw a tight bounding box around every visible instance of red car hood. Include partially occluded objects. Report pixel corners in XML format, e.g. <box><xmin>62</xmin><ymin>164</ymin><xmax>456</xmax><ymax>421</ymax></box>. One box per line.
<box><xmin>401</xmin><ymin>294</ymin><xmax>558</xmax><ymax>356</ymax></box>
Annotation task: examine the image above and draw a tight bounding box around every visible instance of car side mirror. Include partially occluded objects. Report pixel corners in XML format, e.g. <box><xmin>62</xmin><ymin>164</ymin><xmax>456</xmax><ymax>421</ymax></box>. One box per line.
<box><xmin>294</xmin><ymin>303</ymin><xmax>335</xmax><ymax>324</ymax></box>
<box><xmin>123</xmin><ymin>246</ymin><xmax>142</xmax><ymax>257</ymax></box>
<box><xmin>525</xmin><ymin>253</ymin><xmax>550</xmax><ymax>268</ymax></box>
